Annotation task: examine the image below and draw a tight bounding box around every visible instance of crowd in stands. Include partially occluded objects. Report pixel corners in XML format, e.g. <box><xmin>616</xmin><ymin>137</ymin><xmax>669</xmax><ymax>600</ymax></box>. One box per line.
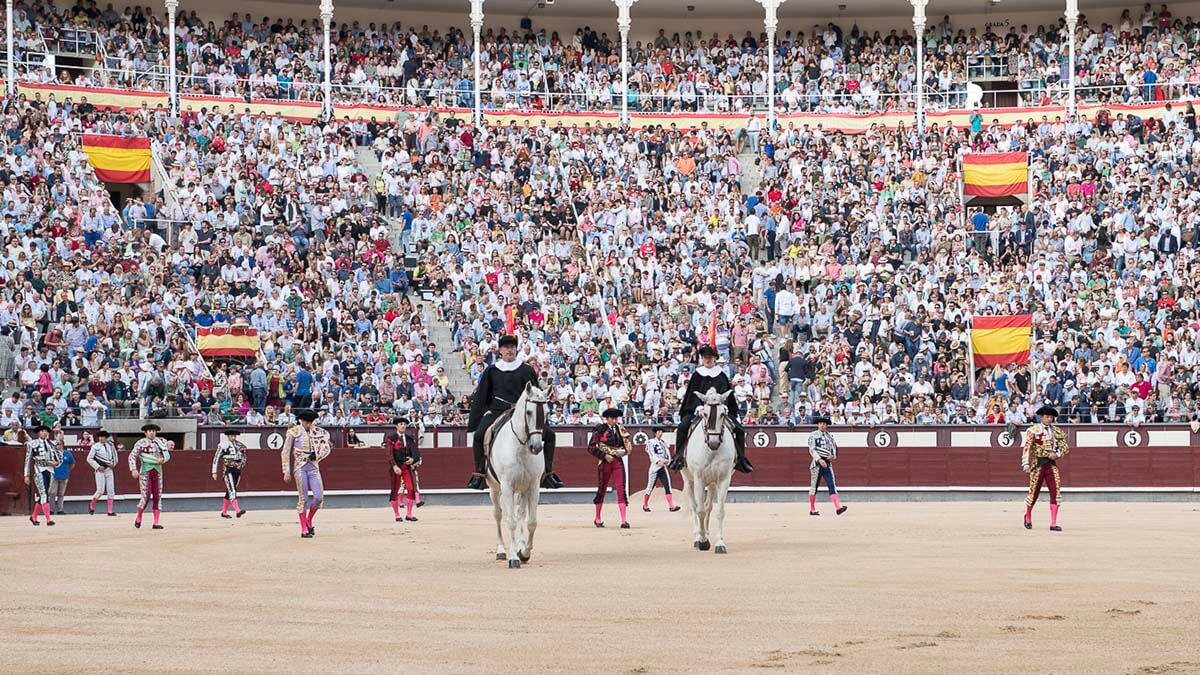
<box><xmin>0</xmin><ymin>94</ymin><xmax>458</xmax><ymax>431</ymax></box>
<box><xmin>1</xmin><ymin>4</ymin><xmax>1200</xmax><ymax>431</ymax></box>
<box><xmin>6</xmin><ymin>2</ymin><xmax>1200</xmax><ymax>112</ymax></box>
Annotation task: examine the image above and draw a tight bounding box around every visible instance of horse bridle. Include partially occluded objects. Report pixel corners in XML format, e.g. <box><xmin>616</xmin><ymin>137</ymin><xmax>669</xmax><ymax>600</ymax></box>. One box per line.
<box><xmin>703</xmin><ymin>400</ymin><xmax>724</xmax><ymax>449</ymax></box>
<box><xmin>500</xmin><ymin>394</ymin><xmax>547</xmax><ymax>449</ymax></box>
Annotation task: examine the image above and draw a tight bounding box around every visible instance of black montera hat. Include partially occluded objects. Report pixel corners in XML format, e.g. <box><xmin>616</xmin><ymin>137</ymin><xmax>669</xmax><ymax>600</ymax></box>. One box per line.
<box><xmin>498</xmin><ymin>335</ymin><xmax>518</xmax><ymax>348</ymax></box>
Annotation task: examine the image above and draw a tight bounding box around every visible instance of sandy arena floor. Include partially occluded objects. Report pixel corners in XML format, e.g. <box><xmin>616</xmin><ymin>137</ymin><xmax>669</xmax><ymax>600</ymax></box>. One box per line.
<box><xmin>2</xmin><ymin>499</ymin><xmax>1199</xmax><ymax>674</ymax></box>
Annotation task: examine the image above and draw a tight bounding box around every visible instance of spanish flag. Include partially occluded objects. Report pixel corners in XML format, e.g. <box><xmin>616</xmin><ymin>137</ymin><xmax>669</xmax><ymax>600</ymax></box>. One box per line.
<box><xmin>971</xmin><ymin>315</ymin><xmax>1032</xmax><ymax>367</ymax></box>
<box><xmin>81</xmin><ymin>134</ymin><xmax>151</xmax><ymax>184</ymax></box>
<box><xmin>962</xmin><ymin>152</ymin><xmax>1028</xmax><ymax>198</ymax></box>
<box><xmin>197</xmin><ymin>327</ymin><xmax>260</xmax><ymax>359</ymax></box>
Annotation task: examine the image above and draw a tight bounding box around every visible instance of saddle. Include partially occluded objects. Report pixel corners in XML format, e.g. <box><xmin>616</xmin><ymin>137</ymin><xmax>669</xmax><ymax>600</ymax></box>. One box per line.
<box><xmin>483</xmin><ymin>408</ymin><xmax>516</xmax><ymax>460</ymax></box>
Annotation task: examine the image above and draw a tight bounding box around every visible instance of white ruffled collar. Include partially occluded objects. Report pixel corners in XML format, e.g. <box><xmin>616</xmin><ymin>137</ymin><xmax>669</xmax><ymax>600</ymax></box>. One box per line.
<box><xmin>696</xmin><ymin>365</ymin><xmax>723</xmax><ymax>378</ymax></box>
<box><xmin>495</xmin><ymin>358</ymin><xmax>524</xmax><ymax>372</ymax></box>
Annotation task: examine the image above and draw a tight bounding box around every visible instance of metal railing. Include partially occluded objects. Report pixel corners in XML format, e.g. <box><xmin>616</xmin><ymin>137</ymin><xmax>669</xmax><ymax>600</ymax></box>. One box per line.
<box><xmin>39</xmin><ymin>26</ymin><xmax>98</xmax><ymax>55</ymax></box>
<box><xmin>966</xmin><ymin>53</ymin><xmax>1016</xmax><ymax>81</ymax></box>
<box><xmin>13</xmin><ymin>62</ymin><xmax>1200</xmax><ymax>117</ymax></box>
<box><xmin>149</xmin><ymin>144</ymin><xmax>178</xmax><ymax>213</ymax></box>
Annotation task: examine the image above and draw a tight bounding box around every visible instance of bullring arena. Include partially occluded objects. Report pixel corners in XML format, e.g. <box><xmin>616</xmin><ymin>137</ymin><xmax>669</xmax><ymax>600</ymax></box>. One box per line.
<box><xmin>3</xmin><ymin>427</ymin><xmax>1200</xmax><ymax>672</ymax></box>
<box><xmin>6</xmin><ymin>0</ymin><xmax>1200</xmax><ymax>670</ymax></box>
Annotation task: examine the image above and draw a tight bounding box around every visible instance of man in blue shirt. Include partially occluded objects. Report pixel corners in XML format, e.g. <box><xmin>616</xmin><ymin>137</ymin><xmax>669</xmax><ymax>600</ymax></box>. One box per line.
<box><xmin>763</xmin><ymin>281</ymin><xmax>778</xmax><ymax>334</ymax></box>
<box><xmin>294</xmin><ymin>365</ymin><xmax>314</xmax><ymax>413</ymax></box>
<box><xmin>51</xmin><ymin>439</ymin><xmax>75</xmax><ymax>515</ymax></box>
<box><xmin>971</xmin><ymin>209</ymin><xmax>991</xmax><ymax>256</ymax></box>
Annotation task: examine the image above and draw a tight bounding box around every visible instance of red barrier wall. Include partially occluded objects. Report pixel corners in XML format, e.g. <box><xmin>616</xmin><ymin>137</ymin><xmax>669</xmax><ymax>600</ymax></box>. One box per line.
<box><xmin>1</xmin><ymin>425</ymin><xmax>1196</xmax><ymax>513</ymax></box>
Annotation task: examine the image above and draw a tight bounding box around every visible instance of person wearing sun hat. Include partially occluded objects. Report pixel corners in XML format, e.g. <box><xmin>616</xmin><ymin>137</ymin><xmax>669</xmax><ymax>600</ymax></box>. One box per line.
<box><xmin>588</xmin><ymin>407</ymin><xmax>632</xmax><ymax>528</ymax></box>
<box><xmin>212</xmin><ymin>429</ymin><xmax>248</xmax><ymax>519</ymax></box>
<box><xmin>1022</xmin><ymin>405</ymin><xmax>1070</xmax><ymax>531</ymax></box>
<box><xmin>23</xmin><ymin>423</ymin><xmax>60</xmax><ymax>526</ymax></box>
<box><xmin>129</xmin><ymin>422</ymin><xmax>171</xmax><ymax>530</ymax></box>
<box><xmin>283</xmin><ymin>408</ymin><xmax>332</xmax><ymax>538</ymax></box>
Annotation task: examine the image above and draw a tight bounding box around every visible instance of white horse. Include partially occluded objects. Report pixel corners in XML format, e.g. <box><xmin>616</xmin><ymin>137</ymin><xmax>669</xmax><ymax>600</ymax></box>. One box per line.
<box><xmin>486</xmin><ymin>382</ymin><xmax>547</xmax><ymax>569</ymax></box>
<box><xmin>680</xmin><ymin>388</ymin><xmax>736</xmax><ymax>554</ymax></box>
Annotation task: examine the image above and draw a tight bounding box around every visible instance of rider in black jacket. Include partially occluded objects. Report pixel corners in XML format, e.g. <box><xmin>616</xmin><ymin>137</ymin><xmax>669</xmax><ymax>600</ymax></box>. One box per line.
<box><xmin>669</xmin><ymin>345</ymin><xmax>753</xmax><ymax>473</ymax></box>
<box><xmin>465</xmin><ymin>335</ymin><xmax>564</xmax><ymax>490</ymax></box>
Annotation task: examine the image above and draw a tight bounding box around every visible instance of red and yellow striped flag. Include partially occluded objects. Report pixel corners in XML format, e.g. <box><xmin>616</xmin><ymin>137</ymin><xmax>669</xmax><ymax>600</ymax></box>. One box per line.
<box><xmin>962</xmin><ymin>152</ymin><xmax>1028</xmax><ymax>198</ymax></box>
<box><xmin>81</xmin><ymin>134</ymin><xmax>151</xmax><ymax>183</ymax></box>
<box><xmin>197</xmin><ymin>327</ymin><xmax>260</xmax><ymax>359</ymax></box>
<box><xmin>971</xmin><ymin>315</ymin><xmax>1032</xmax><ymax>367</ymax></box>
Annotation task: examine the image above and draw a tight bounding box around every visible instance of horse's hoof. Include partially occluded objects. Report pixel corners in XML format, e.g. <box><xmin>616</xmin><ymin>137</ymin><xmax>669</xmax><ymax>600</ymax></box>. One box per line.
<box><xmin>508</xmin><ymin>559</ymin><xmax>521</xmax><ymax>569</ymax></box>
<box><xmin>496</xmin><ymin>553</ymin><xmax>506</xmax><ymax>560</ymax></box>
<box><xmin>715</xmin><ymin>545</ymin><xmax>727</xmax><ymax>554</ymax></box>
<box><xmin>518</xmin><ymin>550</ymin><xmax>531</xmax><ymax>563</ymax></box>
<box><xmin>698</xmin><ymin>540</ymin><xmax>711</xmax><ymax>551</ymax></box>
<box><xmin>693</xmin><ymin>541</ymin><xmax>700</xmax><ymax>549</ymax></box>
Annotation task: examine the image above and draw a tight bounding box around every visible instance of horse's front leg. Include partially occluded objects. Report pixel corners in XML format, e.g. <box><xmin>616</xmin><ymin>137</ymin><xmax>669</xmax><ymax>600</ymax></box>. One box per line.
<box><xmin>505</xmin><ymin>486</ymin><xmax>522</xmax><ymax>569</ymax></box>
<box><xmin>514</xmin><ymin>489</ymin><xmax>528</xmax><ymax>557</ymax></box>
<box><xmin>491</xmin><ymin>483</ymin><xmax>505</xmax><ymax>561</ymax></box>
<box><xmin>713</xmin><ymin>471</ymin><xmax>732</xmax><ymax>554</ymax></box>
<box><xmin>690</xmin><ymin>470</ymin><xmax>710</xmax><ymax>551</ymax></box>
<box><xmin>682</xmin><ymin>470</ymin><xmax>701</xmax><ymax>549</ymax></box>
<box><xmin>520</xmin><ymin>485</ymin><xmax>538</xmax><ymax>563</ymax></box>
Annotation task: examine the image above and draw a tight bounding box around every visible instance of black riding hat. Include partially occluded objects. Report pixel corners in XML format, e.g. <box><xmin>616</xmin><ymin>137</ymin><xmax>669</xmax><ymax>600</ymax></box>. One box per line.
<box><xmin>141</xmin><ymin>422</ymin><xmax>161</xmax><ymax>432</ymax></box>
<box><xmin>602</xmin><ymin>408</ymin><xmax>622</xmax><ymax>419</ymax></box>
<box><xmin>297</xmin><ymin>409</ymin><xmax>319</xmax><ymax>422</ymax></box>
<box><xmin>813</xmin><ymin>415</ymin><xmax>832</xmax><ymax>425</ymax></box>
<box><xmin>1036</xmin><ymin>405</ymin><xmax>1058</xmax><ymax>418</ymax></box>
<box><xmin>498</xmin><ymin>335</ymin><xmax>518</xmax><ymax>348</ymax></box>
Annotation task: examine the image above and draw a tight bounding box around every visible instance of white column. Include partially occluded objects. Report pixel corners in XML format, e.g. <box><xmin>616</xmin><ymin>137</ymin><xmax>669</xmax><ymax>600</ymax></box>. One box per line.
<box><xmin>912</xmin><ymin>0</ymin><xmax>927</xmax><ymax>139</ymax></box>
<box><xmin>320</xmin><ymin>0</ymin><xmax>333</xmax><ymax>119</ymax></box>
<box><xmin>470</xmin><ymin>0</ymin><xmax>484</xmax><ymax>128</ymax></box>
<box><xmin>1065</xmin><ymin>0</ymin><xmax>1079</xmax><ymax>120</ymax></box>
<box><xmin>166</xmin><ymin>0</ymin><xmax>178</xmax><ymax>116</ymax></box>
<box><xmin>6</xmin><ymin>0</ymin><xmax>15</xmax><ymax>95</ymax></box>
<box><xmin>614</xmin><ymin>0</ymin><xmax>637</xmax><ymax>126</ymax></box>
<box><xmin>756</xmin><ymin>0</ymin><xmax>785</xmax><ymax>126</ymax></box>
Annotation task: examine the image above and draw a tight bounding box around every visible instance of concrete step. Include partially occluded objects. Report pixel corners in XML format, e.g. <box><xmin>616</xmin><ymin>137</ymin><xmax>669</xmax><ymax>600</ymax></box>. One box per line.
<box><xmin>738</xmin><ymin>147</ymin><xmax>761</xmax><ymax>195</ymax></box>
<box><xmin>427</xmin><ymin>316</ymin><xmax>474</xmax><ymax>398</ymax></box>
